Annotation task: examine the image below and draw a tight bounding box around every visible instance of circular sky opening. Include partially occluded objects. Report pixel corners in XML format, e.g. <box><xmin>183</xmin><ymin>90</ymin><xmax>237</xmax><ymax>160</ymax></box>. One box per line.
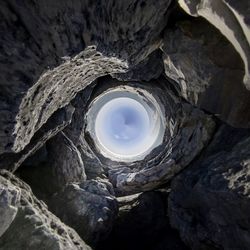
<box><xmin>86</xmin><ymin>86</ymin><xmax>165</xmax><ymax>162</ymax></box>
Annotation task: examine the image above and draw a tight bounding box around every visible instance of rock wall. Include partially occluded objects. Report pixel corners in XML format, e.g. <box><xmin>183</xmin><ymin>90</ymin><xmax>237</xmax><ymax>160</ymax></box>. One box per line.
<box><xmin>0</xmin><ymin>170</ymin><xmax>91</xmax><ymax>250</ymax></box>
<box><xmin>169</xmin><ymin>125</ymin><xmax>250</xmax><ymax>249</ymax></box>
<box><xmin>0</xmin><ymin>0</ymin><xmax>250</xmax><ymax>249</ymax></box>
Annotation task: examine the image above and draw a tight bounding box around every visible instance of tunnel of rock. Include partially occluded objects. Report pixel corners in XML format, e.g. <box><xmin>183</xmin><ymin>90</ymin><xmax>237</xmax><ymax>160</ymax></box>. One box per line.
<box><xmin>85</xmin><ymin>84</ymin><xmax>165</xmax><ymax>162</ymax></box>
<box><xmin>0</xmin><ymin>1</ymin><xmax>250</xmax><ymax>250</ymax></box>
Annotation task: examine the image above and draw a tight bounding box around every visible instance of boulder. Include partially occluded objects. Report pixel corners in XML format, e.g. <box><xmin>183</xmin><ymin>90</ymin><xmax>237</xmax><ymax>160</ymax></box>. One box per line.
<box><xmin>0</xmin><ymin>170</ymin><xmax>91</xmax><ymax>250</ymax></box>
<box><xmin>169</xmin><ymin>125</ymin><xmax>250</xmax><ymax>250</ymax></box>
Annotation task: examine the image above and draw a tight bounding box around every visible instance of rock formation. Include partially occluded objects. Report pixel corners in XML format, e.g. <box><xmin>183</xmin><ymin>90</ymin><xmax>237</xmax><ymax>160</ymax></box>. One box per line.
<box><xmin>169</xmin><ymin>125</ymin><xmax>250</xmax><ymax>249</ymax></box>
<box><xmin>0</xmin><ymin>0</ymin><xmax>250</xmax><ymax>249</ymax></box>
<box><xmin>0</xmin><ymin>170</ymin><xmax>91</xmax><ymax>250</ymax></box>
<box><xmin>49</xmin><ymin>179</ymin><xmax>118</xmax><ymax>246</ymax></box>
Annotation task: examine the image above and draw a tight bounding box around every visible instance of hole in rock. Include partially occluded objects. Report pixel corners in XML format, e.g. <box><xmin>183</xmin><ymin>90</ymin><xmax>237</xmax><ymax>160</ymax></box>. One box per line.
<box><xmin>86</xmin><ymin>86</ymin><xmax>165</xmax><ymax>162</ymax></box>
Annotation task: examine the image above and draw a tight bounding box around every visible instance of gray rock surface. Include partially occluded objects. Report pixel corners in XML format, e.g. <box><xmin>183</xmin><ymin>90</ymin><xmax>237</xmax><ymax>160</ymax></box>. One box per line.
<box><xmin>112</xmin><ymin>50</ymin><xmax>164</xmax><ymax>82</ymax></box>
<box><xmin>0</xmin><ymin>178</ymin><xmax>20</xmax><ymax>238</ymax></box>
<box><xmin>35</xmin><ymin>77</ymin><xmax>214</xmax><ymax>196</ymax></box>
<box><xmin>46</xmin><ymin>132</ymin><xmax>86</xmax><ymax>189</ymax></box>
<box><xmin>178</xmin><ymin>0</ymin><xmax>250</xmax><ymax>90</ymax></box>
<box><xmin>63</xmin><ymin>86</ymin><xmax>105</xmax><ymax>180</ymax></box>
<box><xmin>169</xmin><ymin>125</ymin><xmax>250</xmax><ymax>250</ymax></box>
<box><xmin>162</xmin><ymin>18</ymin><xmax>250</xmax><ymax>128</ymax></box>
<box><xmin>0</xmin><ymin>0</ymin><xmax>172</xmax><ymax>156</ymax></box>
<box><xmin>223</xmin><ymin>0</ymin><xmax>250</xmax><ymax>46</ymax></box>
<box><xmin>0</xmin><ymin>170</ymin><xmax>91</xmax><ymax>250</ymax></box>
<box><xmin>0</xmin><ymin>104</ymin><xmax>75</xmax><ymax>171</ymax></box>
<box><xmin>98</xmin><ymin>191</ymin><xmax>188</xmax><ymax>250</ymax></box>
<box><xmin>13</xmin><ymin>46</ymin><xmax>128</xmax><ymax>154</ymax></box>
<box><xmin>107</xmin><ymin>79</ymin><xmax>215</xmax><ymax>195</ymax></box>
<box><xmin>1</xmin><ymin>1</ymin><xmax>250</xmax><ymax>249</ymax></box>
<box><xmin>49</xmin><ymin>179</ymin><xmax>118</xmax><ymax>246</ymax></box>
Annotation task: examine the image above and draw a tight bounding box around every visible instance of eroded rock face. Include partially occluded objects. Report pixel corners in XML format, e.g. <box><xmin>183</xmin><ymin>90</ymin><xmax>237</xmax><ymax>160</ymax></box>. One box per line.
<box><xmin>162</xmin><ymin>18</ymin><xmax>250</xmax><ymax>128</ymax></box>
<box><xmin>99</xmin><ymin>191</ymin><xmax>188</xmax><ymax>250</ymax></box>
<box><xmin>36</xmin><ymin>77</ymin><xmax>214</xmax><ymax>197</ymax></box>
<box><xmin>169</xmin><ymin>125</ymin><xmax>250</xmax><ymax>250</ymax></box>
<box><xmin>0</xmin><ymin>104</ymin><xmax>75</xmax><ymax>171</ymax></box>
<box><xmin>0</xmin><ymin>177</ymin><xmax>20</xmax><ymax>238</ymax></box>
<box><xmin>46</xmin><ymin>132</ymin><xmax>86</xmax><ymax>190</ymax></box>
<box><xmin>12</xmin><ymin>47</ymin><xmax>128</xmax><ymax>154</ymax></box>
<box><xmin>0</xmin><ymin>0</ymin><xmax>250</xmax><ymax>249</ymax></box>
<box><xmin>0</xmin><ymin>170</ymin><xmax>91</xmax><ymax>250</ymax></box>
<box><xmin>0</xmin><ymin>0</ymin><xmax>172</xmax><ymax>155</ymax></box>
<box><xmin>105</xmin><ymin>79</ymin><xmax>215</xmax><ymax>195</ymax></box>
<box><xmin>49</xmin><ymin>179</ymin><xmax>118</xmax><ymax>246</ymax></box>
<box><xmin>178</xmin><ymin>0</ymin><xmax>250</xmax><ymax>90</ymax></box>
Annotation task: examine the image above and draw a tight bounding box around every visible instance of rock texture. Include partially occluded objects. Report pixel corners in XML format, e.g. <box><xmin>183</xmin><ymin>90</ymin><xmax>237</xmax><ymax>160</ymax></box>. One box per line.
<box><xmin>99</xmin><ymin>191</ymin><xmax>188</xmax><ymax>250</ymax></box>
<box><xmin>0</xmin><ymin>170</ymin><xmax>91</xmax><ymax>250</ymax></box>
<box><xmin>46</xmin><ymin>132</ymin><xmax>86</xmax><ymax>190</ymax></box>
<box><xmin>178</xmin><ymin>0</ymin><xmax>250</xmax><ymax>90</ymax></box>
<box><xmin>63</xmin><ymin>86</ymin><xmax>106</xmax><ymax>180</ymax></box>
<box><xmin>34</xmin><ymin>77</ymin><xmax>215</xmax><ymax>196</ymax></box>
<box><xmin>0</xmin><ymin>175</ymin><xmax>19</xmax><ymax>238</ymax></box>
<box><xmin>0</xmin><ymin>0</ymin><xmax>172</xmax><ymax>156</ymax></box>
<box><xmin>13</xmin><ymin>46</ymin><xmax>128</xmax><ymax>154</ymax></box>
<box><xmin>0</xmin><ymin>104</ymin><xmax>75</xmax><ymax>171</ymax></box>
<box><xmin>162</xmin><ymin>18</ymin><xmax>250</xmax><ymax>128</ymax></box>
<box><xmin>1</xmin><ymin>0</ymin><xmax>250</xmax><ymax>249</ymax></box>
<box><xmin>49</xmin><ymin>179</ymin><xmax>118</xmax><ymax>246</ymax></box>
<box><xmin>112</xmin><ymin>49</ymin><xmax>164</xmax><ymax>82</ymax></box>
<box><xmin>106</xmin><ymin>79</ymin><xmax>215</xmax><ymax>195</ymax></box>
<box><xmin>169</xmin><ymin>125</ymin><xmax>250</xmax><ymax>250</ymax></box>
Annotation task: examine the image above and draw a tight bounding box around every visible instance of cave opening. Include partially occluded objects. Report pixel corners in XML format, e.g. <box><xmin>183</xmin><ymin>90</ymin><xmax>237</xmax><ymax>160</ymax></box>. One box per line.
<box><xmin>86</xmin><ymin>85</ymin><xmax>165</xmax><ymax>162</ymax></box>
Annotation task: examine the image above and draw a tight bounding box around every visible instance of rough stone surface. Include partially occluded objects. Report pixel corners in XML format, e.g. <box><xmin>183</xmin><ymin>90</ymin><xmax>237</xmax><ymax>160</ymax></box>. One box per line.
<box><xmin>49</xmin><ymin>179</ymin><xmax>118</xmax><ymax>246</ymax></box>
<box><xmin>0</xmin><ymin>0</ymin><xmax>172</xmax><ymax>155</ymax></box>
<box><xmin>0</xmin><ymin>104</ymin><xmax>75</xmax><ymax>171</ymax></box>
<box><xmin>1</xmin><ymin>0</ymin><xmax>250</xmax><ymax>249</ymax></box>
<box><xmin>46</xmin><ymin>131</ymin><xmax>86</xmax><ymax>190</ymax></box>
<box><xmin>223</xmin><ymin>0</ymin><xmax>250</xmax><ymax>46</ymax></box>
<box><xmin>98</xmin><ymin>191</ymin><xmax>188</xmax><ymax>250</ymax></box>
<box><xmin>43</xmin><ymin>77</ymin><xmax>215</xmax><ymax>196</ymax></box>
<box><xmin>178</xmin><ymin>0</ymin><xmax>250</xmax><ymax>90</ymax></box>
<box><xmin>169</xmin><ymin>125</ymin><xmax>250</xmax><ymax>250</ymax></box>
<box><xmin>0</xmin><ymin>170</ymin><xmax>91</xmax><ymax>250</ymax></box>
<box><xmin>106</xmin><ymin>79</ymin><xmax>215</xmax><ymax>195</ymax></box>
<box><xmin>162</xmin><ymin>18</ymin><xmax>250</xmax><ymax>128</ymax></box>
<box><xmin>63</xmin><ymin>86</ymin><xmax>105</xmax><ymax>180</ymax></box>
<box><xmin>112</xmin><ymin>50</ymin><xmax>164</xmax><ymax>82</ymax></box>
<box><xmin>0</xmin><ymin>178</ymin><xmax>20</xmax><ymax>238</ymax></box>
<box><xmin>13</xmin><ymin>46</ymin><xmax>128</xmax><ymax>154</ymax></box>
